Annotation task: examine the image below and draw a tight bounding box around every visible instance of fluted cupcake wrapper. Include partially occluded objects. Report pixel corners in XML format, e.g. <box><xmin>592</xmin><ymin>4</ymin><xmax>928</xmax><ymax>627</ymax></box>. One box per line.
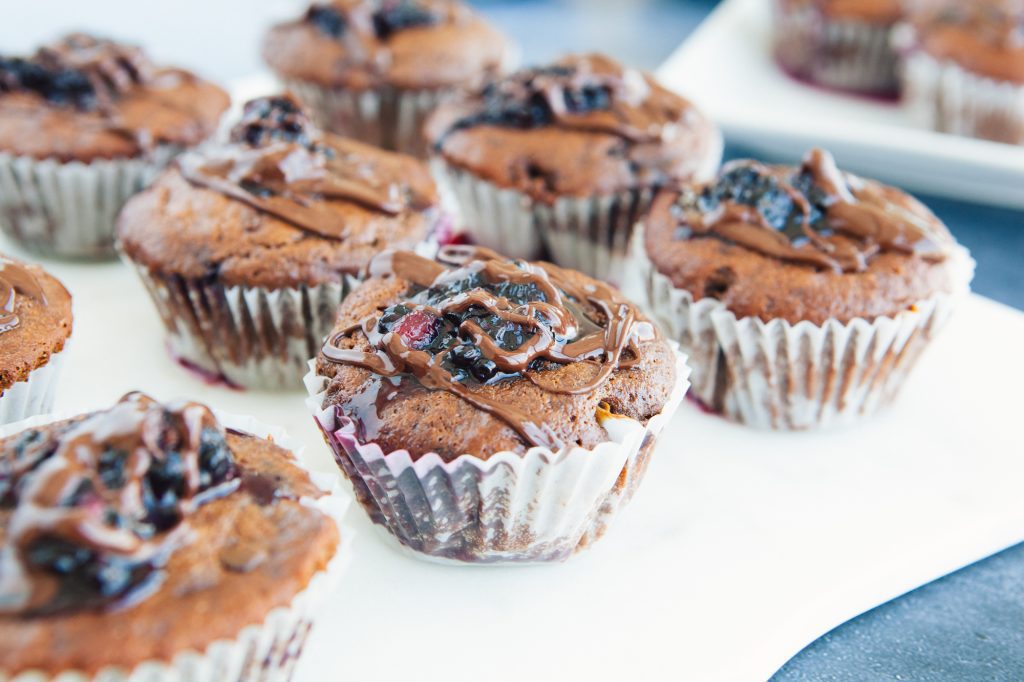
<box><xmin>773</xmin><ymin>4</ymin><xmax>899</xmax><ymax>94</ymax></box>
<box><xmin>0</xmin><ymin>146</ymin><xmax>180</xmax><ymax>259</ymax></box>
<box><xmin>899</xmin><ymin>46</ymin><xmax>1024</xmax><ymax>145</ymax></box>
<box><xmin>1</xmin><ymin>411</ymin><xmax>351</xmax><ymax>682</ymax></box>
<box><xmin>126</xmin><ymin>261</ymin><xmax>353</xmax><ymax>390</ymax></box>
<box><xmin>283</xmin><ymin>79</ymin><xmax>449</xmax><ymax>159</ymax></box>
<box><xmin>303</xmin><ymin>352</ymin><xmax>689</xmax><ymax>564</ymax></box>
<box><xmin>430</xmin><ymin>137</ymin><xmax>721</xmax><ymax>284</ymax></box>
<box><xmin>632</xmin><ymin>228</ymin><xmax>974</xmax><ymax>429</ymax></box>
<box><xmin>0</xmin><ymin>349</ymin><xmax>65</xmax><ymax>426</ymax></box>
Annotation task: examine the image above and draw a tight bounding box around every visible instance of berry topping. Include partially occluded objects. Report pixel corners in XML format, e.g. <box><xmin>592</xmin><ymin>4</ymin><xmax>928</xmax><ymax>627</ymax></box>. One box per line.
<box><xmin>392</xmin><ymin>309</ymin><xmax>441</xmax><ymax>350</ymax></box>
<box><xmin>372</xmin><ymin>2</ymin><xmax>438</xmax><ymax>40</ymax></box>
<box><xmin>306</xmin><ymin>4</ymin><xmax>347</xmax><ymax>38</ymax></box>
<box><xmin>230</xmin><ymin>95</ymin><xmax>317</xmax><ymax>148</ymax></box>
<box><xmin>0</xmin><ymin>57</ymin><xmax>95</xmax><ymax>109</ymax></box>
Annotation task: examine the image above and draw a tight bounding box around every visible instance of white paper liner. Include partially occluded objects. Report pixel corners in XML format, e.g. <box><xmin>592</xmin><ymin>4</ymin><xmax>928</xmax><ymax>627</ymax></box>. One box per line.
<box><xmin>0</xmin><ymin>146</ymin><xmax>180</xmax><ymax>259</ymax></box>
<box><xmin>126</xmin><ymin>260</ymin><xmax>354</xmax><ymax>390</ymax></box>
<box><xmin>632</xmin><ymin>227</ymin><xmax>974</xmax><ymax>429</ymax></box>
<box><xmin>773</xmin><ymin>4</ymin><xmax>899</xmax><ymax>94</ymax></box>
<box><xmin>0</xmin><ymin>410</ymin><xmax>351</xmax><ymax>682</ymax></box>
<box><xmin>303</xmin><ymin>350</ymin><xmax>690</xmax><ymax>564</ymax></box>
<box><xmin>430</xmin><ymin>132</ymin><xmax>721</xmax><ymax>284</ymax></box>
<box><xmin>900</xmin><ymin>46</ymin><xmax>1024</xmax><ymax>145</ymax></box>
<box><xmin>0</xmin><ymin>349</ymin><xmax>65</xmax><ymax>426</ymax></box>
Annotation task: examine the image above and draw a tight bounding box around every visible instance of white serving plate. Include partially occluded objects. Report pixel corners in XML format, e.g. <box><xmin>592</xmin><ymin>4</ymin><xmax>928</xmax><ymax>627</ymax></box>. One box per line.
<box><xmin>657</xmin><ymin>0</ymin><xmax>1024</xmax><ymax>210</ymax></box>
<box><xmin>8</xmin><ymin>227</ymin><xmax>1024</xmax><ymax>680</ymax></box>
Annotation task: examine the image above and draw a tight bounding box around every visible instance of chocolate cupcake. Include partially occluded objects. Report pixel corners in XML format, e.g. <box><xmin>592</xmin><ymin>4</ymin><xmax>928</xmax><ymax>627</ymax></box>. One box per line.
<box><xmin>306</xmin><ymin>245</ymin><xmax>688</xmax><ymax>563</ymax></box>
<box><xmin>634</xmin><ymin>148</ymin><xmax>973</xmax><ymax>430</ymax></box>
<box><xmin>117</xmin><ymin>95</ymin><xmax>443</xmax><ymax>389</ymax></box>
<box><xmin>262</xmin><ymin>0</ymin><xmax>517</xmax><ymax>158</ymax></box>
<box><xmin>0</xmin><ymin>256</ymin><xmax>72</xmax><ymax>425</ymax></box>
<box><xmin>0</xmin><ymin>392</ymin><xmax>346</xmax><ymax>681</ymax></box>
<box><xmin>0</xmin><ymin>34</ymin><xmax>229</xmax><ymax>258</ymax></box>
<box><xmin>773</xmin><ymin>0</ymin><xmax>903</xmax><ymax>95</ymax></box>
<box><xmin>896</xmin><ymin>0</ymin><xmax>1024</xmax><ymax>144</ymax></box>
<box><xmin>424</xmin><ymin>53</ymin><xmax>722</xmax><ymax>283</ymax></box>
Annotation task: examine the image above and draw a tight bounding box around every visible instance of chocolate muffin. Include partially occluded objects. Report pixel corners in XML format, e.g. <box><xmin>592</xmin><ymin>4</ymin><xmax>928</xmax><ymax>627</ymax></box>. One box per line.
<box><xmin>773</xmin><ymin>0</ymin><xmax>904</xmax><ymax>95</ymax></box>
<box><xmin>896</xmin><ymin>0</ymin><xmax>1024</xmax><ymax>144</ymax></box>
<box><xmin>117</xmin><ymin>95</ymin><xmax>443</xmax><ymax>389</ymax></box>
<box><xmin>306</xmin><ymin>245</ymin><xmax>689</xmax><ymax>563</ymax></box>
<box><xmin>424</xmin><ymin>53</ymin><xmax>721</xmax><ymax>283</ymax></box>
<box><xmin>0</xmin><ymin>392</ymin><xmax>345</xmax><ymax>681</ymax></box>
<box><xmin>0</xmin><ymin>256</ymin><xmax>72</xmax><ymax>425</ymax></box>
<box><xmin>0</xmin><ymin>34</ymin><xmax>229</xmax><ymax>258</ymax></box>
<box><xmin>635</xmin><ymin>148</ymin><xmax>973</xmax><ymax>430</ymax></box>
<box><xmin>262</xmin><ymin>0</ymin><xmax>517</xmax><ymax>158</ymax></box>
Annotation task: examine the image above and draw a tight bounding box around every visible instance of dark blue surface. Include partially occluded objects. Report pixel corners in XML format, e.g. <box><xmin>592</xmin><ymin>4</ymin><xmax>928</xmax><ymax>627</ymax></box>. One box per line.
<box><xmin>473</xmin><ymin>1</ymin><xmax>1024</xmax><ymax>679</ymax></box>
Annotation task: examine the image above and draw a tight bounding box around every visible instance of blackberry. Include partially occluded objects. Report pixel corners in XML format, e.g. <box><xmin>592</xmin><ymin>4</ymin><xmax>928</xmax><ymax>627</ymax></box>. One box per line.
<box><xmin>0</xmin><ymin>57</ymin><xmax>95</xmax><ymax>109</ymax></box>
<box><xmin>372</xmin><ymin>2</ymin><xmax>437</xmax><ymax>40</ymax></box>
<box><xmin>306</xmin><ymin>5</ymin><xmax>347</xmax><ymax>39</ymax></box>
<box><xmin>230</xmin><ymin>96</ymin><xmax>315</xmax><ymax>148</ymax></box>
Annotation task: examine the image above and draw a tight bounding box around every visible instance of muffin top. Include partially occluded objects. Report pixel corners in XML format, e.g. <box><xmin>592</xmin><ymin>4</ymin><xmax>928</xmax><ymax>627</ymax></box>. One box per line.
<box><xmin>643</xmin><ymin>148</ymin><xmax>970</xmax><ymax>325</ymax></box>
<box><xmin>0</xmin><ymin>393</ymin><xmax>340</xmax><ymax>676</ymax></box>
<box><xmin>0</xmin><ymin>34</ymin><xmax>229</xmax><ymax>162</ymax></box>
<box><xmin>315</xmin><ymin>246</ymin><xmax>678</xmax><ymax>461</ymax></box>
<box><xmin>424</xmin><ymin>53</ymin><xmax>721</xmax><ymax>202</ymax></box>
<box><xmin>0</xmin><ymin>257</ymin><xmax>72</xmax><ymax>394</ymax></box>
<box><xmin>262</xmin><ymin>0</ymin><xmax>515</xmax><ymax>91</ymax></box>
<box><xmin>117</xmin><ymin>95</ymin><xmax>441</xmax><ymax>289</ymax></box>
<box><xmin>903</xmin><ymin>0</ymin><xmax>1024</xmax><ymax>84</ymax></box>
<box><xmin>777</xmin><ymin>0</ymin><xmax>903</xmax><ymax>23</ymax></box>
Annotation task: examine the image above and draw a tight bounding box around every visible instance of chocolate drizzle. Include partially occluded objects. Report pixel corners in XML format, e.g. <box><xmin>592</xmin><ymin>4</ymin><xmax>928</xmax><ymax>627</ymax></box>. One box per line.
<box><xmin>179</xmin><ymin>95</ymin><xmax>431</xmax><ymax>239</ymax></box>
<box><xmin>321</xmin><ymin>246</ymin><xmax>655</xmax><ymax>449</ymax></box>
<box><xmin>0</xmin><ymin>259</ymin><xmax>47</xmax><ymax>335</ymax></box>
<box><xmin>0</xmin><ymin>393</ymin><xmax>238</xmax><ymax>616</ymax></box>
<box><xmin>435</xmin><ymin>54</ymin><xmax>668</xmax><ymax>146</ymax></box>
<box><xmin>671</xmin><ymin>148</ymin><xmax>951</xmax><ymax>273</ymax></box>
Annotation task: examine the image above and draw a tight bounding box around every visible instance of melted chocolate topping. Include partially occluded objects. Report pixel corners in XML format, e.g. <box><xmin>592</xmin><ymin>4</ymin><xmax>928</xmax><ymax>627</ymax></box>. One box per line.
<box><xmin>435</xmin><ymin>54</ymin><xmax>669</xmax><ymax>147</ymax></box>
<box><xmin>671</xmin><ymin>148</ymin><xmax>951</xmax><ymax>273</ymax></box>
<box><xmin>179</xmin><ymin>95</ymin><xmax>431</xmax><ymax>239</ymax></box>
<box><xmin>0</xmin><ymin>260</ymin><xmax>47</xmax><ymax>335</ymax></box>
<box><xmin>0</xmin><ymin>34</ymin><xmax>152</xmax><ymax>111</ymax></box>
<box><xmin>0</xmin><ymin>393</ymin><xmax>238</xmax><ymax>616</ymax></box>
<box><xmin>321</xmin><ymin>246</ymin><xmax>655</xmax><ymax>449</ymax></box>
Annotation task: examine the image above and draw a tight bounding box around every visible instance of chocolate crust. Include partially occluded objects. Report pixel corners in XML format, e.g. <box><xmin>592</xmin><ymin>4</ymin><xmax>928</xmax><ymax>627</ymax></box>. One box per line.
<box><xmin>116</xmin><ymin>146</ymin><xmax>439</xmax><ymax>290</ymax></box>
<box><xmin>643</xmin><ymin>189</ymin><xmax>968</xmax><ymax>326</ymax></box>
<box><xmin>262</xmin><ymin>2</ymin><xmax>513</xmax><ymax>91</ymax></box>
<box><xmin>0</xmin><ymin>260</ymin><xmax>72</xmax><ymax>393</ymax></box>
<box><xmin>315</xmin><ymin>269</ymin><xmax>678</xmax><ymax>462</ymax></box>
<box><xmin>0</xmin><ymin>430</ymin><xmax>339</xmax><ymax>677</ymax></box>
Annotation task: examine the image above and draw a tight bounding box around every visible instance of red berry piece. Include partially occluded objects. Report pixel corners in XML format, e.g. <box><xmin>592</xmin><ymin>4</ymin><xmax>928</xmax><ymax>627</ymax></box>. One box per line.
<box><xmin>394</xmin><ymin>310</ymin><xmax>439</xmax><ymax>350</ymax></box>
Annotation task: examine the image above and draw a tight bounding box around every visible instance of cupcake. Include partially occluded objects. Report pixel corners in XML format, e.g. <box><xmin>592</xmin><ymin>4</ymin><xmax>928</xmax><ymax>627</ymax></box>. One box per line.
<box><xmin>424</xmin><ymin>53</ymin><xmax>722</xmax><ymax>284</ymax></box>
<box><xmin>117</xmin><ymin>95</ymin><xmax>443</xmax><ymax>389</ymax></box>
<box><xmin>306</xmin><ymin>245</ymin><xmax>689</xmax><ymax>563</ymax></box>
<box><xmin>0</xmin><ymin>392</ymin><xmax>346</xmax><ymax>681</ymax></box>
<box><xmin>0</xmin><ymin>255</ymin><xmax>72</xmax><ymax>425</ymax></box>
<box><xmin>896</xmin><ymin>0</ymin><xmax>1024</xmax><ymax>144</ymax></box>
<box><xmin>262</xmin><ymin>0</ymin><xmax>517</xmax><ymax>158</ymax></box>
<box><xmin>634</xmin><ymin>148</ymin><xmax>973</xmax><ymax>430</ymax></box>
<box><xmin>773</xmin><ymin>0</ymin><xmax>903</xmax><ymax>95</ymax></box>
<box><xmin>0</xmin><ymin>34</ymin><xmax>229</xmax><ymax>258</ymax></box>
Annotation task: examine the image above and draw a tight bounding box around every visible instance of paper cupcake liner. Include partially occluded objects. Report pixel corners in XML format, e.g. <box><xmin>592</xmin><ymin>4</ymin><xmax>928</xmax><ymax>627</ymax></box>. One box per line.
<box><xmin>303</xmin><ymin>352</ymin><xmax>689</xmax><ymax>564</ymax></box>
<box><xmin>126</xmin><ymin>262</ymin><xmax>353</xmax><ymax>390</ymax></box>
<box><xmin>0</xmin><ymin>146</ymin><xmax>180</xmax><ymax>259</ymax></box>
<box><xmin>1</xmin><ymin>410</ymin><xmax>351</xmax><ymax>682</ymax></box>
<box><xmin>631</xmin><ymin>228</ymin><xmax>974</xmax><ymax>430</ymax></box>
<box><xmin>773</xmin><ymin>4</ymin><xmax>899</xmax><ymax>94</ymax></box>
<box><xmin>283</xmin><ymin>79</ymin><xmax>450</xmax><ymax>159</ymax></box>
<box><xmin>900</xmin><ymin>47</ymin><xmax>1024</xmax><ymax>145</ymax></box>
<box><xmin>431</xmin><ymin>136</ymin><xmax>721</xmax><ymax>284</ymax></box>
<box><xmin>0</xmin><ymin>349</ymin><xmax>66</xmax><ymax>426</ymax></box>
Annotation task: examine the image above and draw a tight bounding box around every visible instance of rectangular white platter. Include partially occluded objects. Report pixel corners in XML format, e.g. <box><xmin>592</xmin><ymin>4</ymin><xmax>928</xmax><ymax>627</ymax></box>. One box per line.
<box><xmin>656</xmin><ymin>0</ymin><xmax>1024</xmax><ymax>210</ymax></box>
<box><xmin>7</xmin><ymin>228</ymin><xmax>1024</xmax><ymax>681</ymax></box>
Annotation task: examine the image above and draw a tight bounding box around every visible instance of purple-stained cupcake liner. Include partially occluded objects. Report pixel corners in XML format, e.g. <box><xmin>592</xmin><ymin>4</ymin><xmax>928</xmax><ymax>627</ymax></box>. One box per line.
<box><xmin>0</xmin><ymin>410</ymin><xmax>350</xmax><ymax>682</ymax></box>
<box><xmin>0</xmin><ymin>348</ymin><xmax>65</xmax><ymax>426</ymax></box>
<box><xmin>631</xmin><ymin>228</ymin><xmax>975</xmax><ymax>430</ymax></box>
<box><xmin>773</xmin><ymin>3</ymin><xmax>900</xmax><ymax>95</ymax></box>
<box><xmin>303</xmin><ymin>351</ymin><xmax>690</xmax><ymax>564</ymax></box>
<box><xmin>0</xmin><ymin>146</ymin><xmax>180</xmax><ymax>259</ymax></box>
<box><xmin>899</xmin><ymin>44</ymin><xmax>1024</xmax><ymax>145</ymax></box>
